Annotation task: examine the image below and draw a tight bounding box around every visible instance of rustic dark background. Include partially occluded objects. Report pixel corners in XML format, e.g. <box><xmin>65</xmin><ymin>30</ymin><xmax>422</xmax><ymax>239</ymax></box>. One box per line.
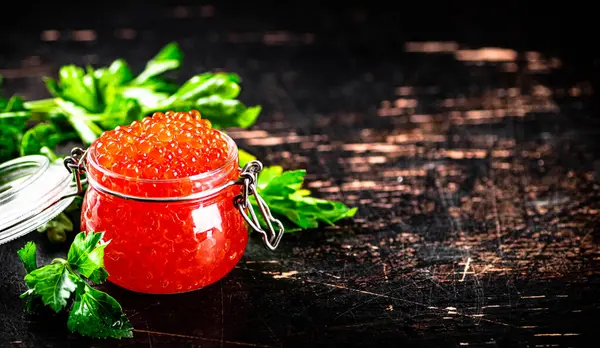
<box><xmin>1</xmin><ymin>2</ymin><xmax>599</xmax><ymax>347</ymax></box>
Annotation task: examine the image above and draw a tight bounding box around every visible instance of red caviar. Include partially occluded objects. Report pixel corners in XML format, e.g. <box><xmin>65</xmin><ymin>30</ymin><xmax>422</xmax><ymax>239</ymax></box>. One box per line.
<box><xmin>81</xmin><ymin>110</ymin><xmax>247</xmax><ymax>294</ymax></box>
<box><xmin>94</xmin><ymin>110</ymin><xmax>228</xmax><ymax>180</ymax></box>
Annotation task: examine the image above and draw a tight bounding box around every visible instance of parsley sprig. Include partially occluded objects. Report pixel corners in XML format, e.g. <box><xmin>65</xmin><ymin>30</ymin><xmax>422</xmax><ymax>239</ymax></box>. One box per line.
<box><xmin>252</xmin><ymin>166</ymin><xmax>357</xmax><ymax>232</ymax></box>
<box><xmin>0</xmin><ymin>42</ymin><xmax>259</xmax><ymax>162</ymax></box>
<box><xmin>17</xmin><ymin>232</ymin><xmax>133</xmax><ymax>339</ymax></box>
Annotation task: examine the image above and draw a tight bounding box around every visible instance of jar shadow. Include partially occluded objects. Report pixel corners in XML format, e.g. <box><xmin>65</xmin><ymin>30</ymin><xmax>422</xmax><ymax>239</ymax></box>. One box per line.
<box><xmin>100</xmin><ymin>261</ymin><xmax>282</xmax><ymax>345</ymax></box>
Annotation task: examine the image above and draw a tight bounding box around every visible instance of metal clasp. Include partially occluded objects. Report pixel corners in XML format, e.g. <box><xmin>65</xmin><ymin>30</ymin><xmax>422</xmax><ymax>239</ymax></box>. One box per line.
<box><xmin>234</xmin><ymin>161</ymin><xmax>285</xmax><ymax>251</ymax></box>
<box><xmin>63</xmin><ymin>147</ymin><xmax>88</xmax><ymax>196</ymax></box>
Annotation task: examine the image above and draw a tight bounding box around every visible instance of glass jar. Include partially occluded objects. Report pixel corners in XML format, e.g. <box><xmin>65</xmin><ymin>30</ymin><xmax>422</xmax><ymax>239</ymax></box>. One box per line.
<box><xmin>0</xmin><ymin>126</ymin><xmax>283</xmax><ymax>295</ymax></box>
<box><xmin>79</xmin><ymin>133</ymin><xmax>280</xmax><ymax>294</ymax></box>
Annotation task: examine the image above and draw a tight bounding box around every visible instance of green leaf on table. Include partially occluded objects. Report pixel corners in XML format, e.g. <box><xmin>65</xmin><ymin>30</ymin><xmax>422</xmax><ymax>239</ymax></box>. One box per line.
<box><xmin>120</xmin><ymin>86</ymin><xmax>170</xmax><ymax>111</ymax></box>
<box><xmin>55</xmin><ymin>99</ymin><xmax>103</xmax><ymax>144</ymax></box>
<box><xmin>18</xmin><ymin>232</ymin><xmax>131</xmax><ymax>339</ymax></box>
<box><xmin>253</xmin><ymin>166</ymin><xmax>357</xmax><ymax>230</ymax></box>
<box><xmin>94</xmin><ymin>59</ymin><xmax>134</xmax><ymax>92</ymax></box>
<box><xmin>256</xmin><ymin>166</ymin><xmax>286</xmax><ymax>190</ymax></box>
<box><xmin>67</xmin><ymin>231</ymin><xmax>109</xmax><ymax>283</ymax></box>
<box><xmin>48</xmin><ymin>65</ymin><xmax>103</xmax><ymax>113</ymax></box>
<box><xmin>1</xmin><ymin>95</ymin><xmax>25</xmax><ymax>112</ymax></box>
<box><xmin>131</xmin><ymin>42</ymin><xmax>183</xmax><ymax>85</ymax></box>
<box><xmin>0</xmin><ymin>87</ymin><xmax>29</xmax><ymax>161</ymax></box>
<box><xmin>135</xmin><ymin>77</ymin><xmax>179</xmax><ymax>94</ymax></box>
<box><xmin>94</xmin><ymin>95</ymin><xmax>143</xmax><ymax>130</ymax></box>
<box><xmin>0</xmin><ymin>126</ymin><xmax>24</xmax><ymax>162</ymax></box>
<box><xmin>0</xmin><ymin>94</ymin><xmax>30</xmax><ymax>126</ymax></box>
<box><xmin>23</xmin><ymin>261</ymin><xmax>78</xmax><ymax>312</ymax></box>
<box><xmin>37</xmin><ymin>212</ymin><xmax>74</xmax><ymax>244</ymax></box>
<box><xmin>195</xmin><ymin>95</ymin><xmax>261</xmax><ymax>129</ymax></box>
<box><xmin>167</xmin><ymin>73</ymin><xmax>241</xmax><ymax>103</ymax></box>
<box><xmin>20</xmin><ymin>122</ymin><xmax>63</xmax><ymax>156</ymax></box>
<box><xmin>67</xmin><ymin>284</ymin><xmax>133</xmax><ymax>339</ymax></box>
<box><xmin>17</xmin><ymin>241</ymin><xmax>37</xmax><ymax>274</ymax></box>
<box><xmin>67</xmin><ymin>232</ymin><xmax>107</xmax><ymax>281</ymax></box>
<box><xmin>223</xmin><ymin>72</ymin><xmax>242</xmax><ymax>84</ymax></box>
<box><xmin>37</xmin><ymin>213</ymin><xmax>74</xmax><ymax>234</ymax></box>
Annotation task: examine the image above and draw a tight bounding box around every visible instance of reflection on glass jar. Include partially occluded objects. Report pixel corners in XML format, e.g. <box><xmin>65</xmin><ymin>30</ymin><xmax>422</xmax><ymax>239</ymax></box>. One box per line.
<box><xmin>81</xmin><ymin>134</ymin><xmax>247</xmax><ymax>294</ymax></box>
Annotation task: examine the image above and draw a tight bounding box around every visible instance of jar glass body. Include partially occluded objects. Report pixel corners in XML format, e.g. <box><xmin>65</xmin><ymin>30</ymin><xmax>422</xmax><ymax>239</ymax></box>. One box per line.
<box><xmin>80</xmin><ymin>135</ymin><xmax>247</xmax><ymax>294</ymax></box>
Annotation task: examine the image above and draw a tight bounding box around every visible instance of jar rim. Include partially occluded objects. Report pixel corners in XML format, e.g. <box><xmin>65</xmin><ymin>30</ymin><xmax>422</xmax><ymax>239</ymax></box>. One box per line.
<box><xmin>87</xmin><ymin>130</ymin><xmax>239</xmax><ymax>185</ymax></box>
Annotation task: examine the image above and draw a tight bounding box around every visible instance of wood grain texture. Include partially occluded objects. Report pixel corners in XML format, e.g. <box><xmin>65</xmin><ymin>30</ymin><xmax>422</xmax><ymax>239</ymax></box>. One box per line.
<box><xmin>0</xmin><ymin>2</ymin><xmax>598</xmax><ymax>347</ymax></box>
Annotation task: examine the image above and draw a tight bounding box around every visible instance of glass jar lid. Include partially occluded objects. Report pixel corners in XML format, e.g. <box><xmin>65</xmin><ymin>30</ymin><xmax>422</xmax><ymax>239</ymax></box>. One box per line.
<box><xmin>0</xmin><ymin>155</ymin><xmax>75</xmax><ymax>245</ymax></box>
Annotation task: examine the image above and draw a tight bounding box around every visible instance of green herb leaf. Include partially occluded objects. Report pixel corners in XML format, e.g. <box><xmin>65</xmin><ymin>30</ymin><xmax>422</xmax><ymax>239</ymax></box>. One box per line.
<box><xmin>17</xmin><ymin>241</ymin><xmax>37</xmax><ymax>274</ymax></box>
<box><xmin>0</xmin><ymin>89</ymin><xmax>29</xmax><ymax>134</ymax></box>
<box><xmin>94</xmin><ymin>59</ymin><xmax>134</xmax><ymax>92</ymax></box>
<box><xmin>51</xmin><ymin>66</ymin><xmax>103</xmax><ymax>113</ymax></box>
<box><xmin>67</xmin><ymin>232</ymin><xmax>107</xmax><ymax>281</ymax></box>
<box><xmin>120</xmin><ymin>86</ymin><xmax>170</xmax><ymax>111</ymax></box>
<box><xmin>20</xmin><ymin>123</ymin><xmax>63</xmax><ymax>156</ymax></box>
<box><xmin>67</xmin><ymin>283</ymin><xmax>133</xmax><ymax>339</ymax></box>
<box><xmin>0</xmin><ymin>125</ymin><xmax>24</xmax><ymax>162</ymax></box>
<box><xmin>135</xmin><ymin>77</ymin><xmax>179</xmax><ymax>94</ymax></box>
<box><xmin>0</xmin><ymin>94</ymin><xmax>28</xmax><ymax>162</ymax></box>
<box><xmin>253</xmin><ymin>166</ymin><xmax>357</xmax><ymax>230</ymax></box>
<box><xmin>89</xmin><ymin>267</ymin><xmax>110</xmax><ymax>284</ymax></box>
<box><xmin>131</xmin><ymin>42</ymin><xmax>183</xmax><ymax>85</ymax></box>
<box><xmin>168</xmin><ymin>73</ymin><xmax>241</xmax><ymax>103</ymax></box>
<box><xmin>195</xmin><ymin>95</ymin><xmax>261</xmax><ymax>129</ymax></box>
<box><xmin>2</xmin><ymin>95</ymin><xmax>26</xmax><ymax>112</ymax></box>
<box><xmin>37</xmin><ymin>212</ymin><xmax>74</xmax><ymax>244</ymax></box>
<box><xmin>95</xmin><ymin>95</ymin><xmax>142</xmax><ymax>130</ymax></box>
<box><xmin>23</xmin><ymin>261</ymin><xmax>78</xmax><ymax>312</ymax></box>
<box><xmin>55</xmin><ymin>98</ymin><xmax>103</xmax><ymax>144</ymax></box>
<box><xmin>19</xmin><ymin>232</ymin><xmax>132</xmax><ymax>339</ymax></box>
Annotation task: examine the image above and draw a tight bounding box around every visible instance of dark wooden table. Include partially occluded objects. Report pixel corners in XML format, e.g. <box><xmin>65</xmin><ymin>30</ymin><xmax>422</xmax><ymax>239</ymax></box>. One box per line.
<box><xmin>1</xmin><ymin>3</ymin><xmax>599</xmax><ymax>347</ymax></box>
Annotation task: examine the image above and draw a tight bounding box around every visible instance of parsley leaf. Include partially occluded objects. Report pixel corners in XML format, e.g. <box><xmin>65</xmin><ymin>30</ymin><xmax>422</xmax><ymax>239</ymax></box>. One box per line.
<box><xmin>94</xmin><ymin>95</ymin><xmax>142</xmax><ymax>131</ymax></box>
<box><xmin>0</xmin><ymin>79</ymin><xmax>29</xmax><ymax>162</ymax></box>
<box><xmin>46</xmin><ymin>65</ymin><xmax>103</xmax><ymax>113</ymax></box>
<box><xmin>195</xmin><ymin>95</ymin><xmax>261</xmax><ymax>129</ymax></box>
<box><xmin>37</xmin><ymin>212</ymin><xmax>74</xmax><ymax>244</ymax></box>
<box><xmin>17</xmin><ymin>241</ymin><xmax>37</xmax><ymax>274</ymax></box>
<box><xmin>253</xmin><ymin>166</ymin><xmax>357</xmax><ymax>231</ymax></box>
<box><xmin>67</xmin><ymin>231</ymin><xmax>108</xmax><ymax>282</ymax></box>
<box><xmin>130</xmin><ymin>42</ymin><xmax>183</xmax><ymax>85</ymax></box>
<box><xmin>94</xmin><ymin>59</ymin><xmax>134</xmax><ymax>93</ymax></box>
<box><xmin>23</xmin><ymin>260</ymin><xmax>78</xmax><ymax>312</ymax></box>
<box><xmin>55</xmin><ymin>98</ymin><xmax>104</xmax><ymax>144</ymax></box>
<box><xmin>32</xmin><ymin>42</ymin><xmax>261</xmax><ymax>146</ymax></box>
<box><xmin>167</xmin><ymin>73</ymin><xmax>241</xmax><ymax>103</ymax></box>
<box><xmin>0</xmin><ymin>125</ymin><xmax>23</xmax><ymax>162</ymax></box>
<box><xmin>19</xmin><ymin>122</ymin><xmax>63</xmax><ymax>157</ymax></box>
<box><xmin>67</xmin><ymin>283</ymin><xmax>133</xmax><ymax>339</ymax></box>
<box><xmin>18</xmin><ymin>231</ymin><xmax>133</xmax><ymax>339</ymax></box>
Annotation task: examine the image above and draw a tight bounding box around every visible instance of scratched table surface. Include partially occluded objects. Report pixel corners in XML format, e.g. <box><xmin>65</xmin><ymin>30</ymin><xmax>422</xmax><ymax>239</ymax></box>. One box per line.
<box><xmin>1</xmin><ymin>2</ymin><xmax>599</xmax><ymax>347</ymax></box>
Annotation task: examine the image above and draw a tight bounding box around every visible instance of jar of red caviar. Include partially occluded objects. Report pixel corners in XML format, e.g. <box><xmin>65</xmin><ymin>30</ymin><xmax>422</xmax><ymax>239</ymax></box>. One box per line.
<box><xmin>0</xmin><ymin>110</ymin><xmax>284</xmax><ymax>295</ymax></box>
